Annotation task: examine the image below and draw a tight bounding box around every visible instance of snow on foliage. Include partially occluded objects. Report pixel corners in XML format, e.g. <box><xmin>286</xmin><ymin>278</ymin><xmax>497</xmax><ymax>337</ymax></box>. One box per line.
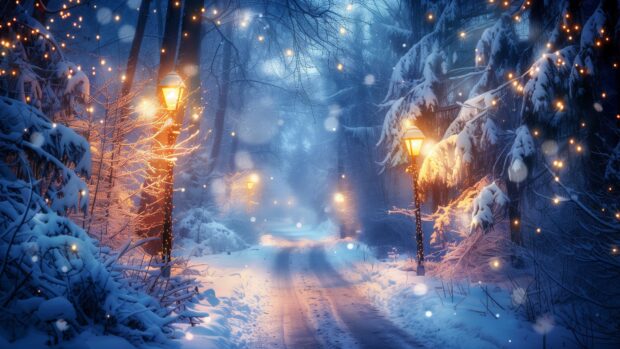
<box><xmin>425</xmin><ymin>178</ymin><xmax>490</xmax><ymax>248</ymax></box>
<box><xmin>0</xmin><ymin>97</ymin><xmax>91</xmax><ymax>214</ymax></box>
<box><xmin>0</xmin><ymin>97</ymin><xmax>189</xmax><ymax>345</ymax></box>
<box><xmin>418</xmin><ymin>135</ymin><xmax>459</xmax><ymax>189</ymax></box>
<box><xmin>176</xmin><ymin>208</ymin><xmax>248</xmax><ymax>256</ymax></box>
<box><xmin>470</xmin><ymin>14</ymin><xmax>519</xmax><ymax>96</ymax></box>
<box><xmin>522</xmin><ymin>47</ymin><xmax>577</xmax><ymax>127</ymax></box>
<box><xmin>569</xmin><ymin>3</ymin><xmax>615</xmax><ymax>98</ymax></box>
<box><xmin>379</xmin><ymin>50</ymin><xmax>445</xmax><ymax>167</ymax></box>
<box><xmin>508</xmin><ymin>126</ymin><xmax>535</xmax><ymax>183</ymax></box>
<box><xmin>384</xmin><ymin>32</ymin><xmax>441</xmax><ymax>101</ymax></box>
<box><xmin>0</xmin><ymin>8</ymin><xmax>88</xmax><ymax>122</ymax></box>
<box><xmin>470</xmin><ymin>182</ymin><xmax>508</xmax><ymax>232</ymax></box>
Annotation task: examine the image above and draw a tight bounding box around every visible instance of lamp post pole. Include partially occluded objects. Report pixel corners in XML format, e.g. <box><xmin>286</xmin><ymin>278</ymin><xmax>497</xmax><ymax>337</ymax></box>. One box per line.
<box><xmin>409</xmin><ymin>159</ymin><xmax>425</xmax><ymax>276</ymax></box>
<box><xmin>161</xmin><ymin>119</ymin><xmax>176</xmax><ymax>271</ymax></box>
<box><xmin>158</xmin><ymin>71</ymin><xmax>185</xmax><ymax>277</ymax></box>
<box><xmin>402</xmin><ymin>125</ymin><xmax>426</xmax><ymax>276</ymax></box>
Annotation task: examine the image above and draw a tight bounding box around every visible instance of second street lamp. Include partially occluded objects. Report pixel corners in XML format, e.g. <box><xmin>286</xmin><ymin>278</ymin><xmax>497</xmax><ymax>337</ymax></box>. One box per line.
<box><xmin>158</xmin><ymin>71</ymin><xmax>185</xmax><ymax>276</ymax></box>
<box><xmin>403</xmin><ymin>125</ymin><xmax>426</xmax><ymax>276</ymax></box>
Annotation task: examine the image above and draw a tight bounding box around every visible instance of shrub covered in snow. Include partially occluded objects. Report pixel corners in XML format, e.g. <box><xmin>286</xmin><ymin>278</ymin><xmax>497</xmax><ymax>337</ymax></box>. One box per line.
<box><xmin>0</xmin><ymin>97</ymin><xmax>187</xmax><ymax>346</ymax></box>
<box><xmin>0</xmin><ymin>7</ymin><xmax>207</xmax><ymax>346</ymax></box>
<box><xmin>175</xmin><ymin>208</ymin><xmax>248</xmax><ymax>257</ymax></box>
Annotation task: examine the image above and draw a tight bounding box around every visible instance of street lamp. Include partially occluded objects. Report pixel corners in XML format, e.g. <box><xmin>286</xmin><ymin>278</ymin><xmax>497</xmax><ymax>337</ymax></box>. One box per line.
<box><xmin>403</xmin><ymin>125</ymin><xmax>426</xmax><ymax>276</ymax></box>
<box><xmin>333</xmin><ymin>192</ymin><xmax>345</xmax><ymax>204</ymax></box>
<box><xmin>246</xmin><ymin>173</ymin><xmax>260</xmax><ymax>190</ymax></box>
<box><xmin>158</xmin><ymin>71</ymin><xmax>186</xmax><ymax>276</ymax></box>
<box><xmin>159</xmin><ymin>71</ymin><xmax>186</xmax><ymax>111</ymax></box>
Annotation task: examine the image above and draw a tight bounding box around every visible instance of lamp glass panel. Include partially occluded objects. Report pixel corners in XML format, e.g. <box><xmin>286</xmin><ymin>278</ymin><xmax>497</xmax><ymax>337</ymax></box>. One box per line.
<box><xmin>162</xmin><ymin>87</ymin><xmax>181</xmax><ymax>111</ymax></box>
<box><xmin>406</xmin><ymin>138</ymin><xmax>424</xmax><ymax>156</ymax></box>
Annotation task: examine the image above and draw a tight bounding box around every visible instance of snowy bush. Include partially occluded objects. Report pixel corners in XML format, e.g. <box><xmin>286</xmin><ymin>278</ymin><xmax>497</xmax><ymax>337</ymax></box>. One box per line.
<box><xmin>175</xmin><ymin>208</ymin><xmax>248</xmax><ymax>256</ymax></box>
<box><xmin>507</xmin><ymin>126</ymin><xmax>535</xmax><ymax>183</ymax></box>
<box><xmin>0</xmin><ymin>8</ymin><xmax>89</xmax><ymax>122</ymax></box>
<box><xmin>470</xmin><ymin>182</ymin><xmax>509</xmax><ymax>232</ymax></box>
<box><xmin>0</xmin><ymin>97</ymin><xmax>189</xmax><ymax>345</ymax></box>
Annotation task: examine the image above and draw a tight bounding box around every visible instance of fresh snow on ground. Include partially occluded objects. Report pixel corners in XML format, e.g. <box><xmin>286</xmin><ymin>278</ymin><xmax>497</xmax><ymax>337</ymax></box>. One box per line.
<box><xmin>323</xmin><ymin>240</ymin><xmax>576</xmax><ymax>349</ymax></box>
<box><xmin>173</xmin><ymin>221</ymin><xmax>577</xmax><ymax>348</ymax></box>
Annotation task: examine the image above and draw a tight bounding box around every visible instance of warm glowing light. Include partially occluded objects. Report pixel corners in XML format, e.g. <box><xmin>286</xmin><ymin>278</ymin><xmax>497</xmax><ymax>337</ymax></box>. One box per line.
<box><xmin>490</xmin><ymin>258</ymin><xmax>501</xmax><ymax>269</ymax></box>
<box><xmin>71</xmin><ymin>244</ymin><xmax>77</xmax><ymax>252</ymax></box>
<box><xmin>333</xmin><ymin>192</ymin><xmax>345</xmax><ymax>204</ymax></box>
<box><xmin>339</xmin><ymin>26</ymin><xmax>346</xmax><ymax>35</ymax></box>
<box><xmin>403</xmin><ymin>126</ymin><xmax>425</xmax><ymax>157</ymax></box>
<box><xmin>285</xmin><ymin>49</ymin><xmax>294</xmax><ymax>57</ymax></box>
<box><xmin>536</xmin><ymin>228</ymin><xmax>541</xmax><ymax>234</ymax></box>
<box><xmin>246</xmin><ymin>173</ymin><xmax>260</xmax><ymax>190</ymax></box>
<box><xmin>337</xmin><ymin>63</ymin><xmax>344</xmax><ymax>71</ymax></box>
<box><xmin>427</xmin><ymin>13</ymin><xmax>434</xmax><ymax>21</ymax></box>
<box><xmin>459</xmin><ymin>31</ymin><xmax>466</xmax><ymax>38</ymax></box>
<box><xmin>159</xmin><ymin>72</ymin><xmax>185</xmax><ymax>111</ymax></box>
<box><xmin>555</xmin><ymin>101</ymin><xmax>564</xmax><ymax>111</ymax></box>
<box><xmin>553</xmin><ymin>197</ymin><xmax>560</xmax><ymax>204</ymax></box>
<box><xmin>137</xmin><ymin>98</ymin><xmax>158</xmax><ymax>119</ymax></box>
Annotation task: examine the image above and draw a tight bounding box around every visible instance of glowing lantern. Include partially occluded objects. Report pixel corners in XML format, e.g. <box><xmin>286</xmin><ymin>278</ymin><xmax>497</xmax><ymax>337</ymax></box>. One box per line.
<box><xmin>246</xmin><ymin>173</ymin><xmax>260</xmax><ymax>190</ymax></box>
<box><xmin>333</xmin><ymin>192</ymin><xmax>345</xmax><ymax>204</ymax></box>
<box><xmin>159</xmin><ymin>71</ymin><xmax>185</xmax><ymax>111</ymax></box>
<box><xmin>403</xmin><ymin>126</ymin><xmax>426</xmax><ymax>158</ymax></box>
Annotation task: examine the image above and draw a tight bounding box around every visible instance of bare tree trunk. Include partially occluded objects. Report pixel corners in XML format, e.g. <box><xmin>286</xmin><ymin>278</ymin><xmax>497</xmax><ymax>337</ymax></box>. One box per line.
<box><xmin>178</xmin><ymin>0</ymin><xmax>204</xmax><ymax>133</ymax></box>
<box><xmin>207</xmin><ymin>22</ymin><xmax>233</xmax><ymax>176</ymax></box>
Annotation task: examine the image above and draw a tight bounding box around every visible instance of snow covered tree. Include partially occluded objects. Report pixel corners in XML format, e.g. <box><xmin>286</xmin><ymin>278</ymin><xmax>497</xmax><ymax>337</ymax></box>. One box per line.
<box><xmin>0</xmin><ymin>6</ymin><xmax>206</xmax><ymax>346</ymax></box>
<box><xmin>380</xmin><ymin>0</ymin><xmax>620</xmax><ymax>344</ymax></box>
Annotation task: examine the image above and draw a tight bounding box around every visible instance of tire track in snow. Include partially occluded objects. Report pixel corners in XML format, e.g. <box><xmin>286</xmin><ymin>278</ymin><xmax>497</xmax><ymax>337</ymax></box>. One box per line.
<box><xmin>309</xmin><ymin>246</ymin><xmax>424</xmax><ymax>349</ymax></box>
<box><xmin>273</xmin><ymin>248</ymin><xmax>321</xmax><ymax>348</ymax></box>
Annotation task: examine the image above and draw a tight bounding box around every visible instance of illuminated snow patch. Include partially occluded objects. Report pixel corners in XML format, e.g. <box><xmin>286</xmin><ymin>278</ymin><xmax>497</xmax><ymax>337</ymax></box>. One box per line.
<box><xmin>413</xmin><ymin>283</ymin><xmax>428</xmax><ymax>296</ymax></box>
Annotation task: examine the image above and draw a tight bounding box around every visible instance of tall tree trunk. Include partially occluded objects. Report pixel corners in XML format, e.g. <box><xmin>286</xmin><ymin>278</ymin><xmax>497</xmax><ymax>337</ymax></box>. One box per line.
<box><xmin>138</xmin><ymin>0</ymin><xmax>184</xmax><ymax>255</ymax></box>
<box><xmin>178</xmin><ymin>0</ymin><xmax>204</xmax><ymax>133</ymax></box>
<box><xmin>207</xmin><ymin>22</ymin><xmax>233</xmax><ymax>176</ymax></box>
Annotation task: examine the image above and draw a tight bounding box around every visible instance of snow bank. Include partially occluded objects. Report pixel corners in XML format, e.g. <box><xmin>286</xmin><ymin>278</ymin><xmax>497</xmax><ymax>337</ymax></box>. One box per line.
<box><xmin>323</xmin><ymin>241</ymin><xmax>574</xmax><ymax>348</ymax></box>
<box><xmin>175</xmin><ymin>208</ymin><xmax>248</xmax><ymax>256</ymax></box>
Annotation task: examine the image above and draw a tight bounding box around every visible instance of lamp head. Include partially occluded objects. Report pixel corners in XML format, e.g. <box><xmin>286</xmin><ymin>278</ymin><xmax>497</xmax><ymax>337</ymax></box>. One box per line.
<box><xmin>403</xmin><ymin>125</ymin><xmax>426</xmax><ymax>158</ymax></box>
<box><xmin>159</xmin><ymin>71</ymin><xmax>185</xmax><ymax>111</ymax></box>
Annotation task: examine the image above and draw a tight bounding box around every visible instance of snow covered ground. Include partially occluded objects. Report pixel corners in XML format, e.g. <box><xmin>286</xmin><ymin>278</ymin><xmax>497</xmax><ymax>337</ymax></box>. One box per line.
<box><xmin>173</xmin><ymin>221</ymin><xmax>579</xmax><ymax>348</ymax></box>
<box><xmin>6</xmin><ymin>221</ymin><xmax>579</xmax><ymax>348</ymax></box>
<box><xmin>323</xmin><ymin>240</ymin><xmax>577</xmax><ymax>349</ymax></box>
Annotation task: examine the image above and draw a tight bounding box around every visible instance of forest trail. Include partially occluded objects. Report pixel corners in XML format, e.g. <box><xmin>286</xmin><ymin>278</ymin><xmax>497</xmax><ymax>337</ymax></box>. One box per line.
<box><xmin>309</xmin><ymin>246</ymin><xmax>424</xmax><ymax>349</ymax></box>
<box><xmin>250</xmin><ymin>228</ymin><xmax>423</xmax><ymax>349</ymax></box>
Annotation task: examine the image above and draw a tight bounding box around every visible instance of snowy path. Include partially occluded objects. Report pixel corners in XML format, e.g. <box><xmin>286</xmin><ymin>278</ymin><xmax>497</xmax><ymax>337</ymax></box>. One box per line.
<box><xmin>308</xmin><ymin>246</ymin><xmax>423</xmax><ymax>349</ymax></box>
<box><xmin>246</xmin><ymin>242</ymin><xmax>422</xmax><ymax>349</ymax></box>
<box><xmin>272</xmin><ymin>247</ymin><xmax>321</xmax><ymax>348</ymax></box>
<box><xmin>179</xmin><ymin>222</ymin><xmax>578</xmax><ymax>349</ymax></box>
